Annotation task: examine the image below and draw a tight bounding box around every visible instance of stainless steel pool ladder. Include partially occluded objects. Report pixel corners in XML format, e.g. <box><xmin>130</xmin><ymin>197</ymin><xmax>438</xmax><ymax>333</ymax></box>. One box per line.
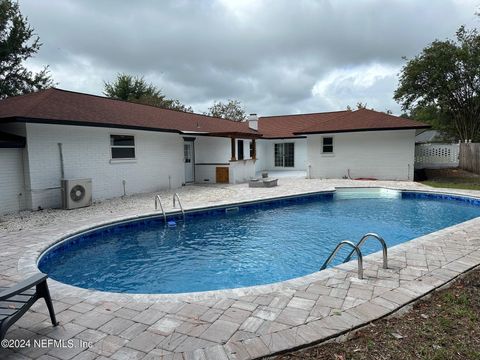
<box><xmin>320</xmin><ymin>240</ymin><xmax>364</xmax><ymax>279</ymax></box>
<box><xmin>344</xmin><ymin>233</ymin><xmax>388</xmax><ymax>269</ymax></box>
<box><xmin>154</xmin><ymin>195</ymin><xmax>167</xmax><ymax>223</ymax></box>
<box><xmin>173</xmin><ymin>193</ymin><xmax>185</xmax><ymax>219</ymax></box>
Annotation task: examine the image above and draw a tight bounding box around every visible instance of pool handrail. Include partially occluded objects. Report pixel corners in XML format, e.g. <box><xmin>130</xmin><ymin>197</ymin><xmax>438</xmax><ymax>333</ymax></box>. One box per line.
<box><xmin>154</xmin><ymin>195</ymin><xmax>167</xmax><ymax>223</ymax></box>
<box><xmin>320</xmin><ymin>240</ymin><xmax>363</xmax><ymax>279</ymax></box>
<box><xmin>173</xmin><ymin>193</ymin><xmax>185</xmax><ymax>219</ymax></box>
<box><xmin>343</xmin><ymin>233</ymin><xmax>388</xmax><ymax>269</ymax></box>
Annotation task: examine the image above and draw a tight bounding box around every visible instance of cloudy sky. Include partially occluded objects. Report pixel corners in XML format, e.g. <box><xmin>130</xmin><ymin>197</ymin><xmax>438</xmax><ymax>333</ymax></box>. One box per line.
<box><xmin>23</xmin><ymin>0</ymin><xmax>479</xmax><ymax>116</ymax></box>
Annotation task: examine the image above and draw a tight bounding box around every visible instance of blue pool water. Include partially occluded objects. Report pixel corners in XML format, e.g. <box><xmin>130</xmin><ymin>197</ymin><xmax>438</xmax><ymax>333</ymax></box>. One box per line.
<box><xmin>38</xmin><ymin>191</ymin><xmax>480</xmax><ymax>294</ymax></box>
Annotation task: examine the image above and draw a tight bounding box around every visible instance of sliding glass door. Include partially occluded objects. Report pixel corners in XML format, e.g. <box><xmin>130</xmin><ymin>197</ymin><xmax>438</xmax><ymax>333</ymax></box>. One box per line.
<box><xmin>274</xmin><ymin>143</ymin><xmax>294</xmax><ymax>167</ymax></box>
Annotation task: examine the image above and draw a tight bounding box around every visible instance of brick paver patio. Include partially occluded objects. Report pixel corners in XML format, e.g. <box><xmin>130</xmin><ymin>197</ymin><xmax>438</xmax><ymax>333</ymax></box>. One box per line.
<box><xmin>1</xmin><ymin>178</ymin><xmax>480</xmax><ymax>359</ymax></box>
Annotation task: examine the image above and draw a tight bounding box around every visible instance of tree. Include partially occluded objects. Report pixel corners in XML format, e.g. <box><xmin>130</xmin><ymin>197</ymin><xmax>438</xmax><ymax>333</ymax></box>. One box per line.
<box><xmin>346</xmin><ymin>102</ymin><xmax>392</xmax><ymax>114</ymax></box>
<box><xmin>206</xmin><ymin>99</ymin><xmax>246</xmax><ymax>121</ymax></box>
<box><xmin>394</xmin><ymin>26</ymin><xmax>480</xmax><ymax>141</ymax></box>
<box><xmin>401</xmin><ymin>104</ymin><xmax>456</xmax><ymax>141</ymax></box>
<box><xmin>0</xmin><ymin>0</ymin><xmax>53</xmax><ymax>99</ymax></box>
<box><xmin>355</xmin><ymin>102</ymin><xmax>368</xmax><ymax>110</ymax></box>
<box><xmin>104</xmin><ymin>73</ymin><xmax>193</xmax><ymax>112</ymax></box>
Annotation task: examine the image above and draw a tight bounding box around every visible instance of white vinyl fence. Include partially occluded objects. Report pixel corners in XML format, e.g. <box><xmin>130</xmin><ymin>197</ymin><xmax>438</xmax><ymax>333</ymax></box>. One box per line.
<box><xmin>415</xmin><ymin>143</ymin><xmax>459</xmax><ymax>169</ymax></box>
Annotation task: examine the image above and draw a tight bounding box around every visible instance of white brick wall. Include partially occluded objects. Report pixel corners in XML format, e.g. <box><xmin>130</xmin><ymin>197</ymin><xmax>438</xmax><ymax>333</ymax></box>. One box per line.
<box><xmin>229</xmin><ymin>159</ymin><xmax>256</xmax><ymax>183</ymax></box>
<box><xmin>24</xmin><ymin>123</ymin><xmax>184</xmax><ymax>209</ymax></box>
<box><xmin>0</xmin><ymin>148</ymin><xmax>26</xmax><ymax>214</ymax></box>
<box><xmin>194</xmin><ymin>136</ymin><xmax>254</xmax><ymax>183</ymax></box>
<box><xmin>195</xmin><ymin>136</ymin><xmax>231</xmax><ymax>164</ymax></box>
<box><xmin>307</xmin><ymin>130</ymin><xmax>416</xmax><ymax>180</ymax></box>
<box><xmin>194</xmin><ymin>136</ymin><xmax>253</xmax><ymax>164</ymax></box>
<box><xmin>255</xmin><ymin>138</ymin><xmax>308</xmax><ymax>172</ymax></box>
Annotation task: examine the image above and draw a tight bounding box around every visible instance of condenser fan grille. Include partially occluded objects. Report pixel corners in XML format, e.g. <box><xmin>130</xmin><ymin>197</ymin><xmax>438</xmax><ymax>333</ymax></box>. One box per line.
<box><xmin>70</xmin><ymin>185</ymin><xmax>86</xmax><ymax>202</ymax></box>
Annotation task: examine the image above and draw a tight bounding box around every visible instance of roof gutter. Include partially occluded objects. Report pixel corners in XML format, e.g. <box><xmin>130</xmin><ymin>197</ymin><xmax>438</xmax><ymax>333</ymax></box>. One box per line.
<box><xmin>0</xmin><ymin>117</ymin><xmax>264</xmax><ymax>139</ymax></box>
<box><xmin>260</xmin><ymin>135</ymin><xmax>307</xmax><ymax>140</ymax></box>
<box><xmin>3</xmin><ymin>117</ymin><xmax>184</xmax><ymax>134</ymax></box>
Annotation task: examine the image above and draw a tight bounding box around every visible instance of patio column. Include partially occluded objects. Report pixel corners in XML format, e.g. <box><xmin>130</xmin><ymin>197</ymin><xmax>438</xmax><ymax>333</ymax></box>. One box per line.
<box><xmin>251</xmin><ymin>139</ymin><xmax>256</xmax><ymax>160</ymax></box>
<box><xmin>230</xmin><ymin>137</ymin><xmax>236</xmax><ymax>161</ymax></box>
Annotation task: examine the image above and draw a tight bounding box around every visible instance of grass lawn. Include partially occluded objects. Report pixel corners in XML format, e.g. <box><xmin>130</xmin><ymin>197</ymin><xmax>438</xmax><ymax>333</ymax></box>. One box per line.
<box><xmin>276</xmin><ymin>267</ymin><xmax>480</xmax><ymax>360</ymax></box>
<box><xmin>417</xmin><ymin>168</ymin><xmax>480</xmax><ymax>191</ymax></box>
<box><xmin>421</xmin><ymin>181</ymin><xmax>480</xmax><ymax>191</ymax></box>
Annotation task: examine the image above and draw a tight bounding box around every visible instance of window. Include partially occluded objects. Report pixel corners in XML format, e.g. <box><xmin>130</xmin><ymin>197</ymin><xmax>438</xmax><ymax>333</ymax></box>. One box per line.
<box><xmin>322</xmin><ymin>137</ymin><xmax>333</xmax><ymax>153</ymax></box>
<box><xmin>110</xmin><ymin>135</ymin><xmax>135</xmax><ymax>159</ymax></box>
<box><xmin>249</xmin><ymin>141</ymin><xmax>255</xmax><ymax>159</ymax></box>
<box><xmin>274</xmin><ymin>143</ymin><xmax>294</xmax><ymax>167</ymax></box>
<box><xmin>237</xmin><ymin>140</ymin><xmax>244</xmax><ymax>160</ymax></box>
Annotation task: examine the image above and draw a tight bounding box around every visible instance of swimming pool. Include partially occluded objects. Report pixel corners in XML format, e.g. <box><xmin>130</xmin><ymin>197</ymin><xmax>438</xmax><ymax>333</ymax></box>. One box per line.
<box><xmin>38</xmin><ymin>189</ymin><xmax>480</xmax><ymax>294</ymax></box>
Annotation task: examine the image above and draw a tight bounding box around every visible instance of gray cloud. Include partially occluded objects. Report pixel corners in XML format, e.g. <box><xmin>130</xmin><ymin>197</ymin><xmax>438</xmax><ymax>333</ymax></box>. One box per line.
<box><xmin>22</xmin><ymin>0</ymin><xmax>479</xmax><ymax>115</ymax></box>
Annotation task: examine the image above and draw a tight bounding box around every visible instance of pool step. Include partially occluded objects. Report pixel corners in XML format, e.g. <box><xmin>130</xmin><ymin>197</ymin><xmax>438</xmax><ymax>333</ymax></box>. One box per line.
<box><xmin>334</xmin><ymin>188</ymin><xmax>401</xmax><ymax>200</ymax></box>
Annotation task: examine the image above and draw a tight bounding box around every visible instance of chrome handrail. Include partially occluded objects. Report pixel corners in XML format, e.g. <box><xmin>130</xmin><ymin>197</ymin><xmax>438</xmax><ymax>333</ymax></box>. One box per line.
<box><xmin>344</xmin><ymin>233</ymin><xmax>388</xmax><ymax>269</ymax></box>
<box><xmin>320</xmin><ymin>240</ymin><xmax>363</xmax><ymax>279</ymax></box>
<box><xmin>154</xmin><ymin>195</ymin><xmax>167</xmax><ymax>223</ymax></box>
<box><xmin>173</xmin><ymin>193</ymin><xmax>185</xmax><ymax>219</ymax></box>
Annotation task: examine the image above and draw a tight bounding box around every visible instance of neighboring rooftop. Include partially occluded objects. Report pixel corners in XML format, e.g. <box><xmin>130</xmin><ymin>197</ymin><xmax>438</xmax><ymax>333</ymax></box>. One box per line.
<box><xmin>0</xmin><ymin>88</ymin><xmax>260</xmax><ymax>138</ymax></box>
<box><xmin>415</xmin><ymin>130</ymin><xmax>445</xmax><ymax>144</ymax></box>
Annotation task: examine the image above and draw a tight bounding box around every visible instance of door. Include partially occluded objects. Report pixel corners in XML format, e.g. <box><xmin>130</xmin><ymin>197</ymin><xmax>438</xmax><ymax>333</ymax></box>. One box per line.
<box><xmin>184</xmin><ymin>141</ymin><xmax>194</xmax><ymax>183</ymax></box>
<box><xmin>216</xmin><ymin>167</ymin><xmax>229</xmax><ymax>183</ymax></box>
<box><xmin>274</xmin><ymin>143</ymin><xmax>295</xmax><ymax>167</ymax></box>
<box><xmin>237</xmin><ymin>140</ymin><xmax>244</xmax><ymax>160</ymax></box>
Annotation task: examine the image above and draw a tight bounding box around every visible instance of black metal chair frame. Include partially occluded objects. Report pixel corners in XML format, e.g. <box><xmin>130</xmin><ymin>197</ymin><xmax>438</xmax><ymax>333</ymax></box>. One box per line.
<box><xmin>0</xmin><ymin>273</ymin><xmax>58</xmax><ymax>341</ymax></box>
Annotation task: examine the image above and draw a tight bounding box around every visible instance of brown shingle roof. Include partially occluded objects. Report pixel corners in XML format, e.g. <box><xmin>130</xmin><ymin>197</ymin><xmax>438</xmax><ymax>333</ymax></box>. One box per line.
<box><xmin>258</xmin><ymin>109</ymin><xmax>429</xmax><ymax>138</ymax></box>
<box><xmin>0</xmin><ymin>88</ymin><xmax>260</xmax><ymax>137</ymax></box>
<box><xmin>0</xmin><ymin>88</ymin><xmax>429</xmax><ymax>138</ymax></box>
<box><xmin>294</xmin><ymin>109</ymin><xmax>429</xmax><ymax>134</ymax></box>
<box><xmin>258</xmin><ymin>111</ymin><xmax>349</xmax><ymax>138</ymax></box>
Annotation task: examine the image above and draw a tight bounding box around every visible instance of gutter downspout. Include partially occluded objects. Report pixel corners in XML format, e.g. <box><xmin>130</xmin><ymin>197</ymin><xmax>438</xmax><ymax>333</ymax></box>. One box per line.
<box><xmin>58</xmin><ymin>143</ymin><xmax>65</xmax><ymax>179</ymax></box>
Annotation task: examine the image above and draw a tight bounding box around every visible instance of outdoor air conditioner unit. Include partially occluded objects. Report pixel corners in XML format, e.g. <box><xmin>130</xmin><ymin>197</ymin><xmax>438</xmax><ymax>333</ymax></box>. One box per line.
<box><xmin>61</xmin><ymin>178</ymin><xmax>92</xmax><ymax>210</ymax></box>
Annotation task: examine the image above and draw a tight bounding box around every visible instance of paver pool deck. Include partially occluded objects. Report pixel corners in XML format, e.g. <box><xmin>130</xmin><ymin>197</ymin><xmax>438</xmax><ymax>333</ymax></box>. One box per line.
<box><xmin>1</xmin><ymin>178</ymin><xmax>480</xmax><ymax>360</ymax></box>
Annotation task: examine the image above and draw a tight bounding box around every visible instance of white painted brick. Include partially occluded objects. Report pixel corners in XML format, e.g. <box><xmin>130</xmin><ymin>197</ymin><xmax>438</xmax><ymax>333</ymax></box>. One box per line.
<box><xmin>24</xmin><ymin>123</ymin><xmax>184</xmax><ymax>210</ymax></box>
<box><xmin>307</xmin><ymin>130</ymin><xmax>416</xmax><ymax>181</ymax></box>
<box><xmin>255</xmin><ymin>138</ymin><xmax>307</xmax><ymax>172</ymax></box>
<box><xmin>0</xmin><ymin>148</ymin><xmax>26</xmax><ymax>214</ymax></box>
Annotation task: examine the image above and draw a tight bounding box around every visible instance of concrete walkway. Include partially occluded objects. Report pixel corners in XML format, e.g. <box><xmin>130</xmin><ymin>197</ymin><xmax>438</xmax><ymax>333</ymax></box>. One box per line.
<box><xmin>1</xmin><ymin>178</ymin><xmax>480</xmax><ymax>360</ymax></box>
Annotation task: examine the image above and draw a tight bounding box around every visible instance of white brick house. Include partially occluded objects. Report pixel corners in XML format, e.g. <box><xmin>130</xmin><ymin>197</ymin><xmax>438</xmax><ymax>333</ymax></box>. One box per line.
<box><xmin>255</xmin><ymin>110</ymin><xmax>428</xmax><ymax>181</ymax></box>
<box><xmin>0</xmin><ymin>89</ymin><xmax>260</xmax><ymax>213</ymax></box>
<box><xmin>0</xmin><ymin>88</ymin><xmax>429</xmax><ymax>214</ymax></box>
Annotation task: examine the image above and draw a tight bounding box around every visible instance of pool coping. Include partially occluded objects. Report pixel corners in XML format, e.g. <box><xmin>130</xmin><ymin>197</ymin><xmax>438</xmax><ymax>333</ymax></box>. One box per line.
<box><xmin>18</xmin><ymin>186</ymin><xmax>480</xmax><ymax>303</ymax></box>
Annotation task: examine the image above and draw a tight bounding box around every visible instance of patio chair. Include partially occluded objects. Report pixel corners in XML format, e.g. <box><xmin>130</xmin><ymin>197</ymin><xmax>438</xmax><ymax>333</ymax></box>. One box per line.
<box><xmin>0</xmin><ymin>273</ymin><xmax>58</xmax><ymax>341</ymax></box>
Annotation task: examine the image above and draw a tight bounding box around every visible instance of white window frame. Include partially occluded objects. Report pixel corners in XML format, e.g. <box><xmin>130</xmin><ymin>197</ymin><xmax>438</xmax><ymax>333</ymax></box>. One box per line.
<box><xmin>110</xmin><ymin>134</ymin><xmax>136</xmax><ymax>160</ymax></box>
